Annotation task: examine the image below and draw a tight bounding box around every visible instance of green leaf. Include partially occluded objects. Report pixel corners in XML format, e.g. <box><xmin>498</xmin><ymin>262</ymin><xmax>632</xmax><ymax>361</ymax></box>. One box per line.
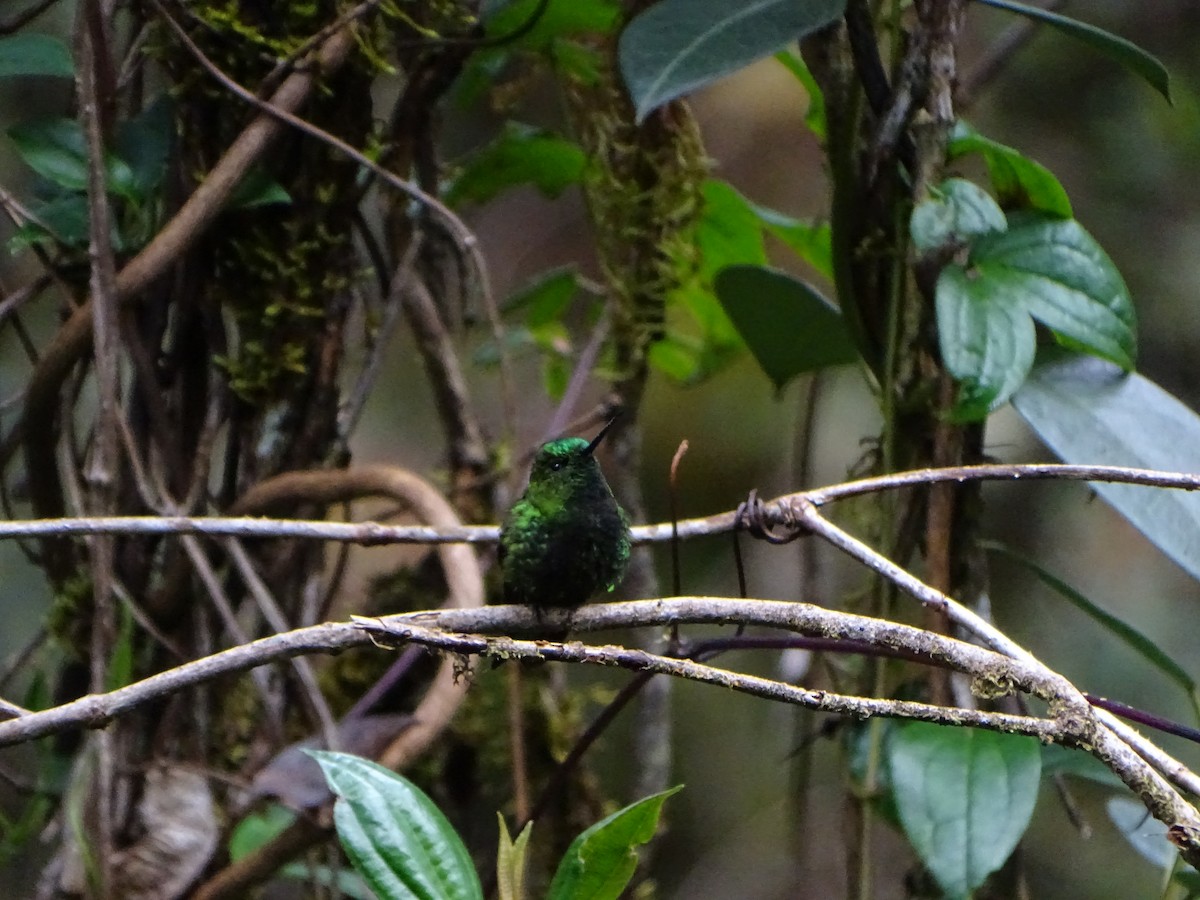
<box><xmin>546</xmin><ymin>786</ymin><xmax>682</xmax><ymax>900</ymax></box>
<box><xmin>310</xmin><ymin>751</ymin><xmax>483</xmax><ymax>900</ymax></box>
<box><xmin>936</xmin><ymin>263</ymin><xmax>1036</xmax><ymax>421</ymax></box>
<box><xmin>12</xmin><ymin>194</ymin><xmax>90</xmax><ymax>250</ymax></box>
<box><xmin>228</xmin><ymin>170</ymin><xmax>292</xmax><ymax>210</ymax></box>
<box><xmin>774</xmin><ymin>50</ymin><xmax>826</xmax><ymax>139</ymax></box>
<box><xmin>973</xmin><ymin>0</ymin><xmax>1171</xmax><ymax>102</ymax></box>
<box><xmin>947</xmin><ymin>121</ymin><xmax>1072</xmax><ymax>218</ymax></box>
<box><xmin>1106</xmin><ymin>796</ymin><xmax>1175</xmax><ymax>870</ymax></box>
<box><xmin>503</xmin><ymin>266</ymin><xmax>580</xmax><ymax>326</ymax></box>
<box><xmin>888</xmin><ymin>723</ymin><xmax>1041</xmax><ymax>900</ymax></box>
<box><xmin>496</xmin><ymin>815</ymin><xmax>532</xmax><ymax>900</ymax></box>
<box><xmin>749</xmin><ymin>202</ymin><xmax>833</xmax><ymax>280</ymax></box>
<box><xmin>229</xmin><ymin>804</ymin><xmax>297</xmax><ymax>861</ymax></box>
<box><xmin>116</xmin><ymin>95</ymin><xmax>174</xmax><ymax>197</ymax></box>
<box><xmin>446</xmin><ymin>124</ymin><xmax>586</xmax><ymax>206</ymax></box>
<box><xmin>619</xmin><ymin>0</ymin><xmax>847</xmax><ymax>122</ymax></box>
<box><xmin>483</xmin><ymin>0</ymin><xmax>619</xmax><ymax>50</ymax></box>
<box><xmin>982</xmin><ymin>540</ymin><xmax>1198</xmax><ymax>700</ymax></box>
<box><xmin>937</xmin><ymin>213</ymin><xmax>1135</xmax><ymax>419</ymax></box>
<box><xmin>714</xmin><ymin>264</ymin><xmax>857</xmax><ymax>390</ymax></box>
<box><xmin>0</xmin><ymin>34</ymin><xmax>73</xmax><ymax>78</ymax></box>
<box><xmin>910</xmin><ymin>177</ymin><xmax>1007</xmax><ymax>253</ymax></box>
<box><xmin>9</xmin><ymin>118</ymin><xmax>139</xmax><ymax>201</ymax></box>
<box><xmin>1013</xmin><ymin>353</ymin><xmax>1200</xmax><ymax>586</ymax></box>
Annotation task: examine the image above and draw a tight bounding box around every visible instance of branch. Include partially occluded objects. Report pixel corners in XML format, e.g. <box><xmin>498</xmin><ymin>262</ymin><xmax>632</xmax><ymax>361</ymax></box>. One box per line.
<box><xmin>0</xmin><ymin>462</ymin><xmax>1195</xmax><ymax>544</ymax></box>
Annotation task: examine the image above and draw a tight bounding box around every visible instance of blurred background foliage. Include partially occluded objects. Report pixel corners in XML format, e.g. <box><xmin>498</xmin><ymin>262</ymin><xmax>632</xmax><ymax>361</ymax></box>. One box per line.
<box><xmin>1</xmin><ymin>1</ymin><xmax>1199</xmax><ymax>897</ymax></box>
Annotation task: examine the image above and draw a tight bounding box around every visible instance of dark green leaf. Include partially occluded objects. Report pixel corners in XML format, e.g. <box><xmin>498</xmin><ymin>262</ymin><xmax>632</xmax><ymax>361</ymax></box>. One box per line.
<box><xmin>1106</xmin><ymin>796</ymin><xmax>1175</xmax><ymax>869</ymax></box>
<box><xmin>974</xmin><ymin>0</ymin><xmax>1170</xmax><ymax>102</ymax></box>
<box><xmin>935</xmin><ymin>263</ymin><xmax>1036</xmax><ymax>420</ymax></box>
<box><xmin>715</xmin><ymin>264</ymin><xmax>857</xmax><ymax>390</ymax></box>
<box><xmin>228</xmin><ymin>170</ymin><xmax>292</xmax><ymax>210</ymax></box>
<box><xmin>982</xmin><ymin>540</ymin><xmax>1197</xmax><ymax>698</ymax></box>
<box><xmin>619</xmin><ymin>0</ymin><xmax>847</xmax><ymax>122</ymax></box>
<box><xmin>937</xmin><ymin>213</ymin><xmax>1135</xmax><ymax>419</ymax></box>
<box><xmin>310</xmin><ymin>751</ymin><xmax>483</xmax><ymax>900</ymax></box>
<box><xmin>9</xmin><ymin>118</ymin><xmax>139</xmax><ymax>200</ymax></box>
<box><xmin>1013</xmin><ymin>353</ymin><xmax>1200</xmax><ymax>585</ymax></box>
<box><xmin>546</xmin><ymin>786</ymin><xmax>682</xmax><ymax>900</ymax></box>
<box><xmin>116</xmin><ymin>95</ymin><xmax>174</xmax><ymax>196</ymax></box>
<box><xmin>446</xmin><ymin>124</ymin><xmax>585</xmax><ymax>206</ymax></box>
<box><xmin>948</xmin><ymin>121</ymin><xmax>1072</xmax><ymax>218</ymax></box>
<box><xmin>0</xmin><ymin>34</ymin><xmax>73</xmax><ymax>78</ymax></box>
<box><xmin>774</xmin><ymin>50</ymin><xmax>826</xmax><ymax>139</ymax></box>
<box><xmin>910</xmin><ymin>177</ymin><xmax>1007</xmax><ymax>253</ymax></box>
<box><xmin>889</xmin><ymin>723</ymin><xmax>1041</xmax><ymax>900</ymax></box>
<box><xmin>15</xmin><ymin>194</ymin><xmax>90</xmax><ymax>249</ymax></box>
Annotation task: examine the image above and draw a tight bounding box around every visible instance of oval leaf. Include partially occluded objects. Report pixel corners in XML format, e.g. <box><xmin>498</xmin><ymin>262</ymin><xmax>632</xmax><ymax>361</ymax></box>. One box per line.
<box><xmin>1106</xmin><ymin>795</ymin><xmax>1175</xmax><ymax>870</ymax></box>
<box><xmin>1013</xmin><ymin>353</ymin><xmax>1200</xmax><ymax>585</ymax></box>
<box><xmin>0</xmin><ymin>34</ymin><xmax>73</xmax><ymax>78</ymax></box>
<box><xmin>911</xmin><ymin>177</ymin><xmax>1007</xmax><ymax>253</ymax></box>
<box><xmin>888</xmin><ymin>723</ymin><xmax>1041</xmax><ymax>899</ymax></box>
<box><xmin>546</xmin><ymin>786</ymin><xmax>682</xmax><ymax>900</ymax></box>
<box><xmin>619</xmin><ymin>0</ymin><xmax>846</xmax><ymax>122</ymax></box>
<box><xmin>446</xmin><ymin>123</ymin><xmax>586</xmax><ymax>207</ymax></box>
<box><xmin>715</xmin><ymin>264</ymin><xmax>858</xmax><ymax>390</ymax></box>
<box><xmin>975</xmin><ymin>0</ymin><xmax>1170</xmax><ymax>102</ymax></box>
<box><xmin>936</xmin><ymin>263</ymin><xmax>1036</xmax><ymax>420</ymax></box>
<box><xmin>970</xmin><ymin>214</ymin><xmax>1136</xmax><ymax>369</ymax></box>
<box><xmin>947</xmin><ymin>121</ymin><xmax>1072</xmax><ymax>218</ymax></box>
<box><xmin>310</xmin><ymin>750</ymin><xmax>483</xmax><ymax>900</ymax></box>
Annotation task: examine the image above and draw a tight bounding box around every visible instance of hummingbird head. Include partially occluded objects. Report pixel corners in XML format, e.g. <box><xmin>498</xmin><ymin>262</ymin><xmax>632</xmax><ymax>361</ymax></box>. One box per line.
<box><xmin>524</xmin><ymin>418</ymin><xmax>617</xmax><ymax>509</ymax></box>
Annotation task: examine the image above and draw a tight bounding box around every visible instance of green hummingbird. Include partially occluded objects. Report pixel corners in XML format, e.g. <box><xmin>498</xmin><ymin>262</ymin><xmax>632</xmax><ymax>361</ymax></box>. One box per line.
<box><xmin>499</xmin><ymin>419</ymin><xmax>631</xmax><ymax>611</ymax></box>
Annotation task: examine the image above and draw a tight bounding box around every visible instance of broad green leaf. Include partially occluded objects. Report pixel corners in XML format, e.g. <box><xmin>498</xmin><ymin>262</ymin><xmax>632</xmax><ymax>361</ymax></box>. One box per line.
<box><xmin>619</xmin><ymin>0</ymin><xmax>847</xmax><ymax>122</ymax></box>
<box><xmin>0</xmin><ymin>34</ymin><xmax>73</xmax><ymax>78</ymax></box>
<box><xmin>937</xmin><ymin>213</ymin><xmax>1135</xmax><ymax>419</ymax></box>
<box><xmin>974</xmin><ymin>0</ymin><xmax>1171</xmax><ymax>102</ymax></box>
<box><xmin>714</xmin><ymin>264</ymin><xmax>857</xmax><ymax>390</ymax></box>
<box><xmin>696</xmin><ymin>179</ymin><xmax>769</xmax><ymax>279</ymax></box>
<box><xmin>229</xmin><ymin>804</ymin><xmax>297</xmax><ymax>861</ymax></box>
<box><xmin>936</xmin><ymin>263</ymin><xmax>1036</xmax><ymax>420</ymax></box>
<box><xmin>483</xmin><ymin>0</ymin><xmax>618</xmax><ymax>49</ymax></box>
<box><xmin>910</xmin><ymin>177</ymin><xmax>1007</xmax><ymax>253</ymax></box>
<box><xmin>115</xmin><ymin>95</ymin><xmax>173</xmax><ymax>197</ymax></box>
<box><xmin>9</xmin><ymin>118</ymin><xmax>139</xmax><ymax>201</ymax></box>
<box><xmin>310</xmin><ymin>751</ymin><xmax>483</xmax><ymax>900</ymax></box>
<box><xmin>647</xmin><ymin>334</ymin><xmax>703</xmax><ymax>382</ymax></box>
<box><xmin>947</xmin><ymin>121</ymin><xmax>1072</xmax><ymax>218</ymax></box>
<box><xmin>546</xmin><ymin>786</ymin><xmax>682</xmax><ymax>900</ymax></box>
<box><xmin>446</xmin><ymin>124</ymin><xmax>585</xmax><ymax>206</ymax></box>
<box><xmin>503</xmin><ymin>267</ymin><xmax>580</xmax><ymax>325</ymax></box>
<box><xmin>11</xmin><ymin>194</ymin><xmax>90</xmax><ymax>250</ymax></box>
<box><xmin>774</xmin><ymin>50</ymin><xmax>826</xmax><ymax>139</ymax></box>
<box><xmin>496</xmin><ymin>815</ymin><xmax>532</xmax><ymax>900</ymax></box>
<box><xmin>1013</xmin><ymin>353</ymin><xmax>1200</xmax><ymax>585</ymax></box>
<box><xmin>982</xmin><ymin>540</ymin><xmax>1198</xmax><ymax>700</ymax></box>
<box><xmin>889</xmin><ymin>723</ymin><xmax>1041</xmax><ymax>900</ymax></box>
<box><xmin>975</xmin><ymin>215</ymin><xmax>1135</xmax><ymax>367</ymax></box>
<box><xmin>228</xmin><ymin>170</ymin><xmax>292</xmax><ymax>210</ymax></box>
<box><xmin>1106</xmin><ymin>796</ymin><xmax>1175</xmax><ymax>869</ymax></box>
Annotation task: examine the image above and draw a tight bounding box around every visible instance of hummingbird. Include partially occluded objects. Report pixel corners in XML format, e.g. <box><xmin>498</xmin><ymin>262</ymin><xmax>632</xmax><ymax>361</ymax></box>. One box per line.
<box><xmin>499</xmin><ymin>419</ymin><xmax>631</xmax><ymax>612</ymax></box>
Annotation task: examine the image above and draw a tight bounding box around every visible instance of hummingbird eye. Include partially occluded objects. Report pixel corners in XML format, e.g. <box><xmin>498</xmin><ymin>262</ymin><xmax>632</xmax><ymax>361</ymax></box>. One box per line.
<box><xmin>549</xmin><ymin>459</ymin><xmax>565</xmax><ymax>471</ymax></box>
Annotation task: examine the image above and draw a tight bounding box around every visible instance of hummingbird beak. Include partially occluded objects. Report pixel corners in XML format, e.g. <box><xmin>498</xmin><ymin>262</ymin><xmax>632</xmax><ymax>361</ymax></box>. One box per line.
<box><xmin>584</xmin><ymin>416</ymin><xmax>619</xmax><ymax>456</ymax></box>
